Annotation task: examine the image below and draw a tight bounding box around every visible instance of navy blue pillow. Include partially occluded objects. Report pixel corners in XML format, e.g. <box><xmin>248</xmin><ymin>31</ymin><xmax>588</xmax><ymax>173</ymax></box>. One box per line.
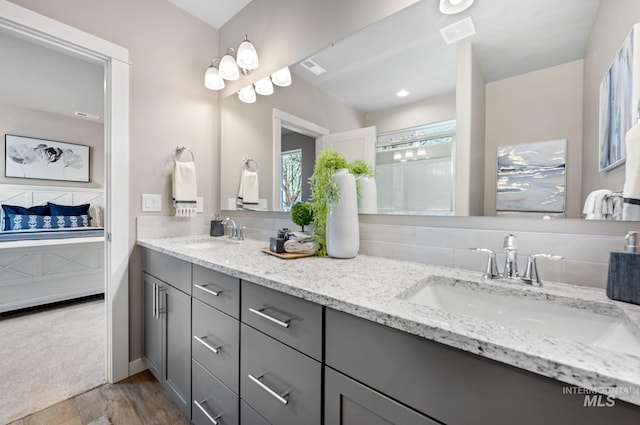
<box><xmin>48</xmin><ymin>202</ymin><xmax>90</xmax><ymax>216</ymax></box>
<box><xmin>6</xmin><ymin>214</ymin><xmax>91</xmax><ymax>230</ymax></box>
<box><xmin>2</xmin><ymin>204</ymin><xmax>50</xmax><ymax>230</ymax></box>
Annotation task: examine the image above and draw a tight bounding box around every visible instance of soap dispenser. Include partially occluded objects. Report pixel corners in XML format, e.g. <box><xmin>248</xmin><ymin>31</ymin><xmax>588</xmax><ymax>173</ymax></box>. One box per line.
<box><xmin>606</xmin><ymin>231</ymin><xmax>640</xmax><ymax>305</ymax></box>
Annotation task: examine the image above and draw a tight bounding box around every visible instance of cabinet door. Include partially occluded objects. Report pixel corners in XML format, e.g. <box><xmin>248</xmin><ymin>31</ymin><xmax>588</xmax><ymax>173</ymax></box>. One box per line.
<box><xmin>143</xmin><ymin>272</ymin><xmax>163</xmax><ymax>382</ymax></box>
<box><xmin>325</xmin><ymin>367</ymin><xmax>439</xmax><ymax>425</ymax></box>
<box><xmin>164</xmin><ymin>283</ymin><xmax>192</xmax><ymax>417</ymax></box>
<box><xmin>192</xmin><ymin>359</ymin><xmax>239</xmax><ymax>425</ymax></box>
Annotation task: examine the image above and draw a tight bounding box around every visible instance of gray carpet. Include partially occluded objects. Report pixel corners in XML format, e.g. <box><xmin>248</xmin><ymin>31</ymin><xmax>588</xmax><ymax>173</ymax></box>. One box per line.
<box><xmin>0</xmin><ymin>298</ymin><xmax>106</xmax><ymax>424</ymax></box>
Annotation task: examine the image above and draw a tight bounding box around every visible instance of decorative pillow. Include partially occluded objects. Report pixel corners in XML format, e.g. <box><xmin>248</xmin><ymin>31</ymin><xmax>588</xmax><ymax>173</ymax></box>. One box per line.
<box><xmin>1</xmin><ymin>204</ymin><xmax>50</xmax><ymax>231</ymax></box>
<box><xmin>6</xmin><ymin>214</ymin><xmax>91</xmax><ymax>230</ymax></box>
<box><xmin>47</xmin><ymin>202</ymin><xmax>90</xmax><ymax>216</ymax></box>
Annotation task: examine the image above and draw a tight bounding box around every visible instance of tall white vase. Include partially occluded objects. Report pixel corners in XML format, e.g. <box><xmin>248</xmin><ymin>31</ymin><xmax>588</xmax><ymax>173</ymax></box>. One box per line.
<box><xmin>356</xmin><ymin>176</ymin><xmax>378</xmax><ymax>214</ymax></box>
<box><xmin>326</xmin><ymin>169</ymin><xmax>359</xmax><ymax>258</ymax></box>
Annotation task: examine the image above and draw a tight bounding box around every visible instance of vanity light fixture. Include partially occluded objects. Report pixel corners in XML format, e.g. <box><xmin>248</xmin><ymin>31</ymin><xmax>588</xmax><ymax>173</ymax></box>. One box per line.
<box><xmin>204</xmin><ymin>58</ymin><xmax>225</xmax><ymax>90</ymax></box>
<box><xmin>254</xmin><ymin>76</ymin><xmax>274</xmax><ymax>95</ymax></box>
<box><xmin>439</xmin><ymin>0</ymin><xmax>474</xmax><ymax>15</ymax></box>
<box><xmin>238</xmin><ymin>85</ymin><xmax>257</xmax><ymax>103</ymax></box>
<box><xmin>236</xmin><ymin>35</ymin><xmax>259</xmax><ymax>72</ymax></box>
<box><xmin>271</xmin><ymin>66</ymin><xmax>292</xmax><ymax>87</ymax></box>
<box><xmin>219</xmin><ymin>49</ymin><xmax>240</xmax><ymax>81</ymax></box>
<box><xmin>417</xmin><ymin>148</ymin><xmax>427</xmax><ymax>156</ymax></box>
<box><xmin>393</xmin><ymin>152</ymin><xmax>402</xmax><ymax>161</ymax></box>
<box><xmin>405</xmin><ymin>150</ymin><xmax>414</xmax><ymax>159</ymax></box>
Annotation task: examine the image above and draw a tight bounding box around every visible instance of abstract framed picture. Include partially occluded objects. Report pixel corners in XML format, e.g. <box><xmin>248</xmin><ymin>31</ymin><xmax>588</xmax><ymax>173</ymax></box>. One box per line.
<box><xmin>5</xmin><ymin>134</ymin><xmax>90</xmax><ymax>182</ymax></box>
<box><xmin>496</xmin><ymin>139</ymin><xmax>566</xmax><ymax>213</ymax></box>
<box><xmin>599</xmin><ymin>23</ymin><xmax>640</xmax><ymax>172</ymax></box>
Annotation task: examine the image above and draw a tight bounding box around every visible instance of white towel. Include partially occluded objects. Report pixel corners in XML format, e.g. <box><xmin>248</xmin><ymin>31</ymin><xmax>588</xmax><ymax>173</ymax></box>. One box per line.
<box><xmin>237</xmin><ymin>169</ymin><xmax>259</xmax><ymax>208</ymax></box>
<box><xmin>173</xmin><ymin>161</ymin><xmax>197</xmax><ymax>217</ymax></box>
<box><xmin>624</xmin><ymin>123</ymin><xmax>640</xmax><ymax>220</ymax></box>
<box><xmin>284</xmin><ymin>239</ymin><xmax>317</xmax><ymax>254</ymax></box>
<box><xmin>583</xmin><ymin>189</ymin><xmax>612</xmax><ymax>220</ymax></box>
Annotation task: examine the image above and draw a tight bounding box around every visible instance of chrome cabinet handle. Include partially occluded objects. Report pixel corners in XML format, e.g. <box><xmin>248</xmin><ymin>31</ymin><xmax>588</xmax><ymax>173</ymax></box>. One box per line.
<box><xmin>193</xmin><ymin>399</ymin><xmax>223</xmax><ymax>425</ymax></box>
<box><xmin>157</xmin><ymin>286</ymin><xmax>166</xmax><ymax>315</ymax></box>
<box><xmin>248</xmin><ymin>307</ymin><xmax>291</xmax><ymax>328</ymax></box>
<box><xmin>248</xmin><ymin>373</ymin><xmax>290</xmax><ymax>405</ymax></box>
<box><xmin>193</xmin><ymin>335</ymin><xmax>221</xmax><ymax>354</ymax></box>
<box><xmin>195</xmin><ymin>284</ymin><xmax>224</xmax><ymax>297</ymax></box>
<box><xmin>153</xmin><ymin>283</ymin><xmax>157</xmax><ymax>319</ymax></box>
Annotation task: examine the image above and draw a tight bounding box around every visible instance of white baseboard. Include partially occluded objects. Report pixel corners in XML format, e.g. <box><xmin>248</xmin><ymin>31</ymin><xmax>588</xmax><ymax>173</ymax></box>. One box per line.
<box><xmin>129</xmin><ymin>358</ymin><xmax>148</xmax><ymax>376</ymax></box>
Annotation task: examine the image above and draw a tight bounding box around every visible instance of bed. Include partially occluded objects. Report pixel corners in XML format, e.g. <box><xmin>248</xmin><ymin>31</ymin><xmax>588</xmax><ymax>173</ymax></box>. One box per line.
<box><xmin>0</xmin><ymin>185</ymin><xmax>105</xmax><ymax>313</ymax></box>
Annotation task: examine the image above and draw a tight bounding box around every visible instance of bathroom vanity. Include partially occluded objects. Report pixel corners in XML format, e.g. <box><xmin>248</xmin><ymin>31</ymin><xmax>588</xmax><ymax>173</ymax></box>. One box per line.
<box><xmin>138</xmin><ymin>235</ymin><xmax>640</xmax><ymax>425</ymax></box>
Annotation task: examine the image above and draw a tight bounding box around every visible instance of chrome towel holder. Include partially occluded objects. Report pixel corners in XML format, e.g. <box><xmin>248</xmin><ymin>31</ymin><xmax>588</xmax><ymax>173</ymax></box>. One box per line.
<box><xmin>174</xmin><ymin>145</ymin><xmax>194</xmax><ymax>162</ymax></box>
<box><xmin>243</xmin><ymin>157</ymin><xmax>258</xmax><ymax>171</ymax></box>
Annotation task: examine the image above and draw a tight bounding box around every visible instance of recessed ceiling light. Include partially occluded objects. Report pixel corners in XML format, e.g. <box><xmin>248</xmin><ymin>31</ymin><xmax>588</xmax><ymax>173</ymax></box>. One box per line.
<box><xmin>439</xmin><ymin>0</ymin><xmax>474</xmax><ymax>15</ymax></box>
<box><xmin>74</xmin><ymin>111</ymin><xmax>101</xmax><ymax>120</ymax></box>
<box><xmin>396</xmin><ymin>89</ymin><xmax>410</xmax><ymax>98</ymax></box>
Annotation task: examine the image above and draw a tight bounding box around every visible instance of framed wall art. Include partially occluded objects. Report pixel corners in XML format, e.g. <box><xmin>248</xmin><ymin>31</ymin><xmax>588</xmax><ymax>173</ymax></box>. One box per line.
<box><xmin>599</xmin><ymin>23</ymin><xmax>640</xmax><ymax>172</ymax></box>
<box><xmin>496</xmin><ymin>139</ymin><xmax>566</xmax><ymax>214</ymax></box>
<box><xmin>5</xmin><ymin>134</ymin><xmax>90</xmax><ymax>183</ymax></box>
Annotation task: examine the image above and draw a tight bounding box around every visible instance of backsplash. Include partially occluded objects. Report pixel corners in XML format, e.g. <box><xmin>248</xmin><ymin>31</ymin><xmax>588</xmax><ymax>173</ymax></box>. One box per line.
<box><xmin>137</xmin><ymin>215</ymin><xmax>627</xmax><ymax>289</ymax></box>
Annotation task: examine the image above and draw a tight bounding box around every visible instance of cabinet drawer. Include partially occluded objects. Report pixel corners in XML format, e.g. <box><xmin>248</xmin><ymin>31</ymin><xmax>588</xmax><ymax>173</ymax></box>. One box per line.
<box><xmin>325</xmin><ymin>367</ymin><xmax>439</xmax><ymax>425</ymax></box>
<box><xmin>241</xmin><ymin>280</ymin><xmax>322</xmax><ymax>360</ymax></box>
<box><xmin>240</xmin><ymin>400</ymin><xmax>271</xmax><ymax>425</ymax></box>
<box><xmin>193</xmin><ymin>265</ymin><xmax>240</xmax><ymax>318</ymax></box>
<box><xmin>143</xmin><ymin>248</ymin><xmax>191</xmax><ymax>294</ymax></box>
<box><xmin>240</xmin><ymin>324</ymin><xmax>321</xmax><ymax>425</ymax></box>
<box><xmin>326</xmin><ymin>308</ymin><xmax>640</xmax><ymax>425</ymax></box>
<box><xmin>192</xmin><ymin>298</ymin><xmax>240</xmax><ymax>394</ymax></box>
<box><xmin>192</xmin><ymin>359</ymin><xmax>239</xmax><ymax>425</ymax></box>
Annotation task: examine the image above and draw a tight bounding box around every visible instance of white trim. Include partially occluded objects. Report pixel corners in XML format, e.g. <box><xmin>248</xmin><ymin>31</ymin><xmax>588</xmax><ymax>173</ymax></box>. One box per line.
<box><xmin>272</xmin><ymin>108</ymin><xmax>329</xmax><ymax>210</ymax></box>
<box><xmin>0</xmin><ymin>2</ymin><xmax>131</xmax><ymax>383</ymax></box>
<box><xmin>129</xmin><ymin>358</ymin><xmax>148</xmax><ymax>376</ymax></box>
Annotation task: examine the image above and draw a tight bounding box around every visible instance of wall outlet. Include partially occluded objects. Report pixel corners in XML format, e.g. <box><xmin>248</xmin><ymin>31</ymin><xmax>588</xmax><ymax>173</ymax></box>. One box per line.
<box><xmin>142</xmin><ymin>193</ymin><xmax>161</xmax><ymax>212</ymax></box>
<box><xmin>227</xmin><ymin>198</ymin><xmax>237</xmax><ymax>210</ymax></box>
<box><xmin>196</xmin><ymin>197</ymin><xmax>204</xmax><ymax>213</ymax></box>
<box><xmin>258</xmin><ymin>199</ymin><xmax>268</xmax><ymax>210</ymax></box>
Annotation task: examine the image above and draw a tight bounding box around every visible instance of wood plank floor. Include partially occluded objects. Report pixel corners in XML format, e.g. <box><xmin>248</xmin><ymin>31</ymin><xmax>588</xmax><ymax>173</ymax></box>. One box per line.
<box><xmin>8</xmin><ymin>371</ymin><xmax>190</xmax><ymax>425</ymax></box>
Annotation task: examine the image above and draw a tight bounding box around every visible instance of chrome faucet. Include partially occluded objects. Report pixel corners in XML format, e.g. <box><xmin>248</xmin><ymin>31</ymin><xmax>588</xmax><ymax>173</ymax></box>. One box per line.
<box><xmin>470</xmin><ymin>234</ymin><xmax>562</xmax><ymax>286</ymax></box>
<box><xmin>222</xmin><ymin>217</ymin><xmax>241</xmax><ymax>240</ymax></box>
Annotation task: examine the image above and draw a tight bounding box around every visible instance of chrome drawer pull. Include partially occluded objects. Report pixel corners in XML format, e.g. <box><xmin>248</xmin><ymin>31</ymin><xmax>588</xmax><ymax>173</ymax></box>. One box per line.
<box><xmin>193</xmin><ymin>399</ymin><xmax>223</xmax><ymax>425</ymax></box>
<box><xmin>153</xmin><ymin>283</ymin><xmax>158</xmax><ymax>319</ymax></box>
<box><xmin>193</xmin><ymin>335</ymin><xmax>221</xmax><ymax>354</ymax></box>
<box><xmin>248</xmin><ymin>373</ymin><xmax>290</xmax><ymax>405</ymax></box>
<box><xmin>195</xmin><ymin>284</ymin><xmax>224</xmax><ymax>297</ymax></box>
<box><xmin>248</xmin><ymin>307</ymin><xmax>291</xmax><ymax>328</ymax></box>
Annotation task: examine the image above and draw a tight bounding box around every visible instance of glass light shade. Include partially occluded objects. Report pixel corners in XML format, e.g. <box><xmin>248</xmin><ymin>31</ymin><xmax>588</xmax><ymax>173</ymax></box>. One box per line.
<box><xmin>238</xmin><ymin>85</ymin><xmax>256</xmax><ymax>103</ymax></box>
<box><xmin>254</xmin><ymin>76</ymin><xmax>274</xmax><ymax>95</ymax></box>
<box><xmin>219</xmin><ymin>54</ymin><xmax>240</xmax><ymax>81</ymax></box>
<box><xmin>439</xmin><ymin>0</ymin><xmax>474</xmax><ymax>14</ymax></box>
<box><xmin>271</xmin><ymin>67</ymin><xmax>292</xmax><ymax>87</ymax></box>
<box><xmin>204</xmin><ymin>66</ymin><xmax>225</xmax><ymax>90</ymax></box>
<box><xmin>237</xmin><ymin>39</ymin><xmax>259</xmax><ymax>71</ymax></box>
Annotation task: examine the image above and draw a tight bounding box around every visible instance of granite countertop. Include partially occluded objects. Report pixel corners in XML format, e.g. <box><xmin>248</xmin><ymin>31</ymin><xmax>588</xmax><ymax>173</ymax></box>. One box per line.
<box><xmin>137</xmin><ymin>235</ymin><xmax>640</xmax><ymax>406</ymax></box>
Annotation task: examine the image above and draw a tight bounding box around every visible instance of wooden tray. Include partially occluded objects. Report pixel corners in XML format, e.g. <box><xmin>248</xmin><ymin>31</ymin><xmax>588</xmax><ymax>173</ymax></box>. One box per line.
<box><xmin>261</xmin><ymin>247</ymin><xmax>316</xmax><ymax>259</ymax></box>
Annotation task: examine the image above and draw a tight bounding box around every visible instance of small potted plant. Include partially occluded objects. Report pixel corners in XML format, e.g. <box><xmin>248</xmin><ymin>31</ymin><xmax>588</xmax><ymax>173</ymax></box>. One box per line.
<box><xmin>290</xmin><ymin>201</ymin><xmax>313</xmax><ymax>233</ymax></box>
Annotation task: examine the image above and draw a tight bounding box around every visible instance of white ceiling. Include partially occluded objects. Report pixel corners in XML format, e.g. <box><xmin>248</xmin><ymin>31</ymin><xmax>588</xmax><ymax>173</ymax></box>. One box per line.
<box><xmin>168</xmin><ymin>0</ymin><xmax>252</xmax><ymax>29</ymax></box>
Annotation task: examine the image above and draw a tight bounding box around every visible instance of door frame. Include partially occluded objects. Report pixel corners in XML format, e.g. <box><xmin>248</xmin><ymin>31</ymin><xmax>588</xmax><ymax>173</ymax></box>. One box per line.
<box><xmin>0</xmin><ymin>2</ymin><xmax>131</xmax><ymax>383</ymax></box>
<box><xmin>272</xmin><ymin>108</ymin><xmax>328</xmax><ymax>211</ymax></box>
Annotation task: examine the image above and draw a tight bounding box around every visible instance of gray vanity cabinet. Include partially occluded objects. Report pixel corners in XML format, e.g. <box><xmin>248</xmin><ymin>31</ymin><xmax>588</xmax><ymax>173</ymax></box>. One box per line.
<box><xmin>142</xmin><ymin>249</ymin><xmax>192</xmax><ymax>418</ymax></box>
<box><xmin>326</xmin><ymin>308</ymin><xmax>640</xmax><ymax>425</ymax></box>
<box><xmin>324</xmin><ymin>367</ymin><xmax>439</xmax><ymax>425</ymax></box>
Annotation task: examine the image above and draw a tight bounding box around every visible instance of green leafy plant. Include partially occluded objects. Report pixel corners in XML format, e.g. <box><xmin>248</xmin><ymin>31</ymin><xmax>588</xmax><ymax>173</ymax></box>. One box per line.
<box><xmin>290</xmin><ymin>201</ymin><xmax>313</xmax><ymax>232</ymax></box>
<box><xmin>309</xmin><ymin>150</ymin><xmax>348</xmax><ymax>256</ymax></box>
<box><xmin>348</xmin><ymin>159</ymin><xmax>375</xmax><ymax>178</ymax></box>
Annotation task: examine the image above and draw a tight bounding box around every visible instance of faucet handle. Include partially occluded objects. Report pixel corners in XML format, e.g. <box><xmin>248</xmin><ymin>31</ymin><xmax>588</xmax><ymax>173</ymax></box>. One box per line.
<box><xmin>238</xmin><ymin>226</ymin><xmax>246</xmax><ymax>241</ymax></box>
<box><xmin>521</xmin><ymin>253</ymin><xmax>563</xmax><ymax>286</ymax></box>
<box><xmin>469</xmin><ymin>248</ymin><xmax>499</xmax><ymax>280</ymax></box>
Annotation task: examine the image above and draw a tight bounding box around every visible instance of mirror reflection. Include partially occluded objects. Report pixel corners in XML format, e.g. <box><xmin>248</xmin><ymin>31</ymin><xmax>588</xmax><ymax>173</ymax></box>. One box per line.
<box><xmin>221</xmin><ymin>0</ymin><xmax>638</xmax><ymax>221</ymax></box>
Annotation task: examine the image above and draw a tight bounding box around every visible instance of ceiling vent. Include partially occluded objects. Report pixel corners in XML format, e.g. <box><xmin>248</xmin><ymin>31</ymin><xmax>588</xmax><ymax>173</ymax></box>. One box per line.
<box><xmin>440</xmin><ymin>16</ymin><xmax>476</xmax><ymax>45</ymax></box>
<box><xmin>300</xmin><ymin>57</ymin><xmax>327</xmax><ymax>75</ymax></box>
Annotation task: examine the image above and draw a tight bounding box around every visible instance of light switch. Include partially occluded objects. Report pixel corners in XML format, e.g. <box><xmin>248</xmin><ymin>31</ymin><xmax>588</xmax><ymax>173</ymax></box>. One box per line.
<box><xmin>196</xmin><ymin>197</ymin><xmax>204</xmax><ymax>213</ymax></box>
<box><xmin>142</xmin><ymin>193</ymin><xmax>162</xmax><ymax>212</ymax></box>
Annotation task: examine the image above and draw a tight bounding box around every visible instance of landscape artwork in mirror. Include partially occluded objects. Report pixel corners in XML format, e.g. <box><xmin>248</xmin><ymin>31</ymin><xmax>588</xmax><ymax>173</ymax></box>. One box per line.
<box><xmin>496</xmin><ymin>139</ymin><xmax>566</xmax><ymax>214</ymax></box>
<box><xmin>599</xmin><ymin>24</ymin><xmax>640</xmax><ymax>172</ymax></box>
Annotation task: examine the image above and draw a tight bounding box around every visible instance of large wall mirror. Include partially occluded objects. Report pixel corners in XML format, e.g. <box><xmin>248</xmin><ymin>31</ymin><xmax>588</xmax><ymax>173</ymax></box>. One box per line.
<box><xmin>221</xmin><ymin>0</ymin><xmax>638</xmax><ymax>221</ymax></box>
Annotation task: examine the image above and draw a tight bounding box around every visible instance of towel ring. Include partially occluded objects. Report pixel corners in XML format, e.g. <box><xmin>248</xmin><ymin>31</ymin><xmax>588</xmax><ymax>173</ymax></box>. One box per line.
<box><xmin>174</xmin><ymin>145</ymin><xmax>194</xmax><ymax>162</ymax></box>
<box><xmin>243</xmin><ymin>158</ymin><xmax>258</xmax><ymax>172</ymax></box>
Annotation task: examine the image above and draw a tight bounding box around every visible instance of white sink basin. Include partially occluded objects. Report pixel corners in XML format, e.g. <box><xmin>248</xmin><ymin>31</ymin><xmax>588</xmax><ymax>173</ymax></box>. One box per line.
<box><xmin>181</xmin><ymin>239</ymin><xmax>241</xmax><ymax>249</ymax></box>
<box><xmin>401</xmin><ymin>277</ymin><xmax>640</xmax><ymax>357</ymax></box>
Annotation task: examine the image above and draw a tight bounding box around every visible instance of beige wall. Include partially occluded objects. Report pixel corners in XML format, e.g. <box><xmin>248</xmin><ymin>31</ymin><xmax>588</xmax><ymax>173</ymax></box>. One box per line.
<box><xmin>0</xmin><ymin>103</ymin><xmax>104</xmax><ymax>188</ymax></box>
<box><xmin>221</xmin><ymin>73</ymin><xmax>364</xmax><ymax>210</ymax></box>
<box><xmin>364</xmin><ymin>92</ymin><xmax>456</xmax><ymax>133</ymax></box>
<box><xmin>10</xmin><ymin>0</ymin><xmax>220</xmax><ymax>363</ymax></box>
<box><xmin>455</xmin><ymin>43</ymin><xmax>486</xmax><ymax>216</ymax></box>
<box><xmin>484</xmin><ymin>60</ymin><xmax>584</xmax><ymax>218</ymax></box>
<box><xmin>583</xmin><ymin>0</ymin><xmax>640</xmax><ymax>202</ymax></box>
<box><xmin>218</xmin><ymin>0</ymin><xmax>419</xmax><ymax>97</ymax></box>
